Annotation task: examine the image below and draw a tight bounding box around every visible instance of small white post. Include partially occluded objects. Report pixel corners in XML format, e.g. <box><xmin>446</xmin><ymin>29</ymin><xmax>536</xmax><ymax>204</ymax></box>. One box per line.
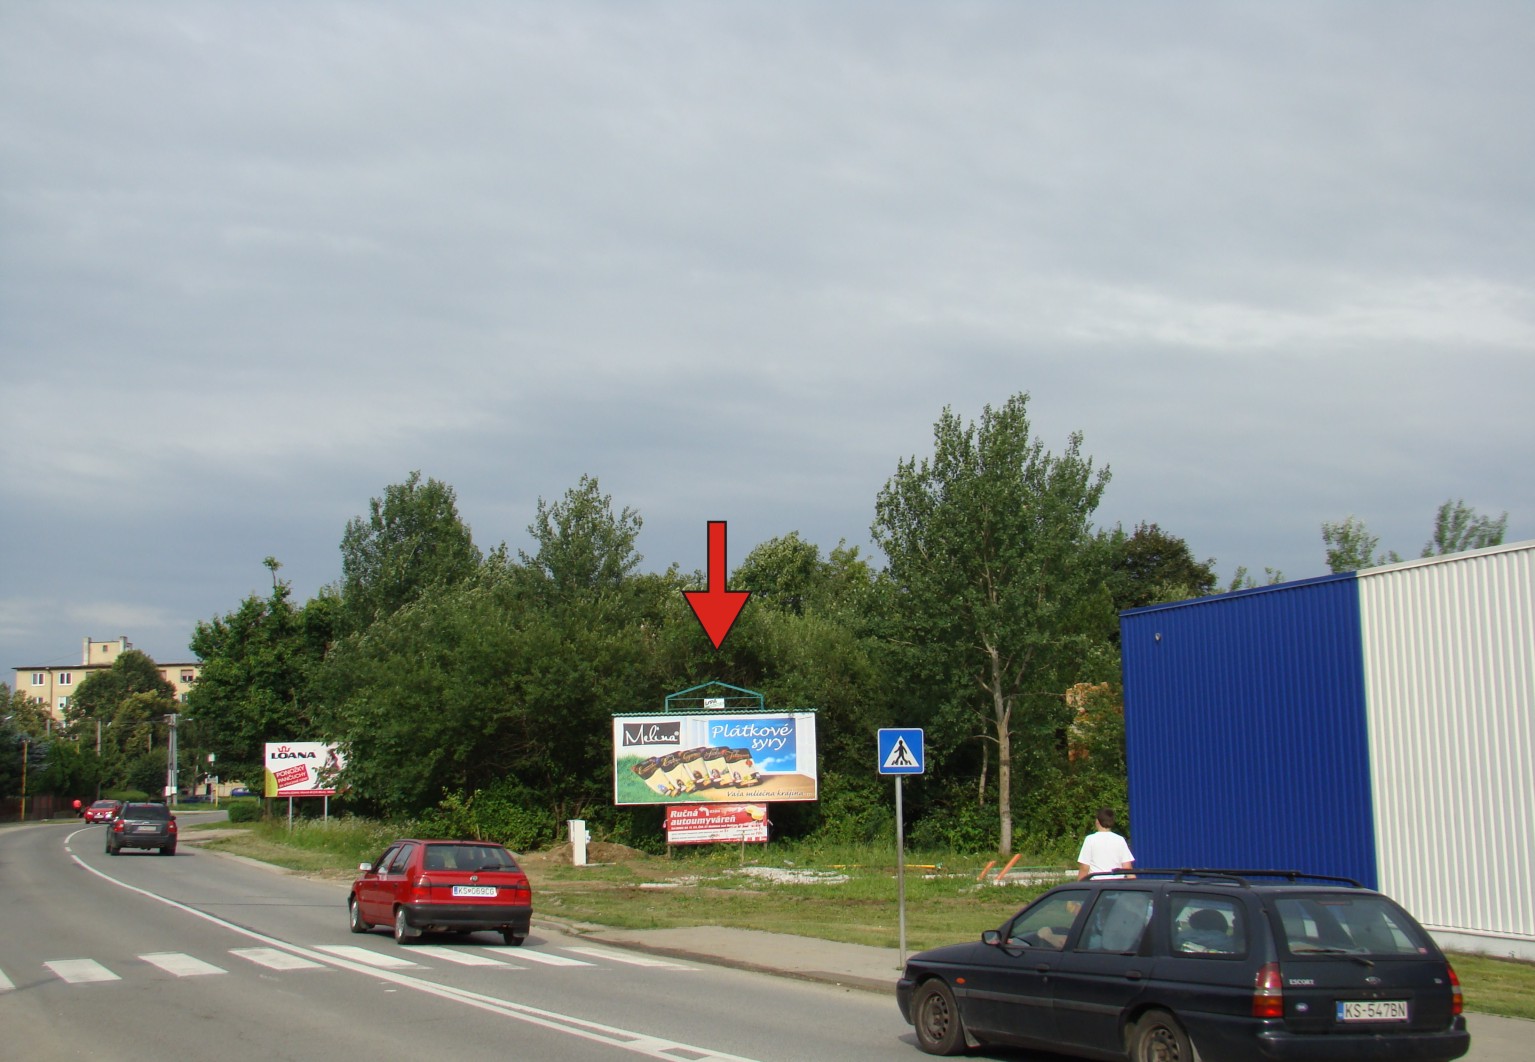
<box><xmin>569</xmin><ymin>819</ymin><xmax>589</xmax><ymax>866</ymax></box>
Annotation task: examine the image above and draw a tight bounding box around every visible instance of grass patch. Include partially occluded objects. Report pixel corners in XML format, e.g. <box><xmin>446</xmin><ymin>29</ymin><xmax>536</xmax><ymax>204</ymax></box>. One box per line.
<box><xmin>192</xmin><ymin>818</ymin><xmax>1535</xmax><ymax>1019</ymax></box>
<box><xmin>1447</xmin><ymin>951</ymin><xmax>1535</xmax><ymax>1021</ymax></box>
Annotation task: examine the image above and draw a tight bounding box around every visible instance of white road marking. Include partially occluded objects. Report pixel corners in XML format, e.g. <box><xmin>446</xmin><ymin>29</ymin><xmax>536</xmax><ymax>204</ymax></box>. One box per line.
<box><xmin>44</xmin><ymin>959</ymin><xmax>119</xmax><ymax>984</ymax></box>
<box><xmin>311</xmin><ymin>945</ymin><xmax>423</xmax><ymax>968</ymax></box>
<box><xmin>562</xmin><ymin>947</ymin><xmax>695</xmax><ymax>969</ymax></box>
<box><xmin>70</xmin><ymin>844</ymin><xmax>766</xmax><ymax>1062</ymax></box>
<box><xmin>141</xmin><ymin>952</ymin><xmax>226</xmax><ymax>977</ymax></box>
<box><xmin>230</xmin><ymin>947</ymin><xmax>327</xmax><ymax>971</ymax></box>
<box><xmin>488</xmin><ymin>947</ymin><xmax>591</xmax><ymax>966</ymax></box>
<box><xmin>0</xmin><ymin>967</ymin><xmax>14</xmax><ymax>992</ymax></box>
<box><xmin>409</xmin><ymin>945</ymin><xmax>517</xmax><ymax>967</ymax></box>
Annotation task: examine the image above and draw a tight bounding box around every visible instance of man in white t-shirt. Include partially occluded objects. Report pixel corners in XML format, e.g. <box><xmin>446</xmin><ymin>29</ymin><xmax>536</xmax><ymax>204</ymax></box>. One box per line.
<box><xmin>1077</xmin><ymin>807</ymin><xmax>1134</xmax><ymax>879</ymax></box>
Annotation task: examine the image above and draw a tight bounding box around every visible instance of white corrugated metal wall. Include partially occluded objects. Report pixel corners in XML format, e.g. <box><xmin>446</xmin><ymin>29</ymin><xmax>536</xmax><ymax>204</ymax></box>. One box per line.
<box><xmin>1358</xmin><ymin>540</ymin><xmax>1535</xmax><ymax>959</ymax></box>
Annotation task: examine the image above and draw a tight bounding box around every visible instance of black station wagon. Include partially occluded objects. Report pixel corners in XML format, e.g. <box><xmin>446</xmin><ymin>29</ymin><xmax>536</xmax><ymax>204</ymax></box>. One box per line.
<box><xmin>897</xmin><ymin>869</ymin><xmax>1469</xmax><ymax>1062</ymax></box>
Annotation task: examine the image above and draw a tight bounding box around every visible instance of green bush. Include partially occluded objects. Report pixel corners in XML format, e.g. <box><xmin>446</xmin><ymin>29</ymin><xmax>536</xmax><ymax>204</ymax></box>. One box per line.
<box><xmin>226</xmin><ymin>801</ymin><xmax>263</xmax><ymax>823</ymax></box>
<box><xmin>415</xmin><ymin>780</ymin><xmax>558</xmax><ymax>852</ymax></box>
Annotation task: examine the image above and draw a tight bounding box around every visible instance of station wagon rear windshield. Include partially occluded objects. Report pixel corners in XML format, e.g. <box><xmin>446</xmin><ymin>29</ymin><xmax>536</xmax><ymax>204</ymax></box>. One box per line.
<box><xmin>1276</xmin><ymin>895</ymin><xmax>1430</xmax><ymax>956</ymax></box>
<box><xmin>124</xmin><ymin>804</ymin><xmax>170</xmax><ymax>820</ymax></box>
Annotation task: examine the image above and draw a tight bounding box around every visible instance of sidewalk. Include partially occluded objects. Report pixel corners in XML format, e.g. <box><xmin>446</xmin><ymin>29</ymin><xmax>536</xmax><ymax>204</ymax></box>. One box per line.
<box><xmin>557</xmin><ymin>920</ymin><xmax>1530</xmax><ymax>1061</ymax></box>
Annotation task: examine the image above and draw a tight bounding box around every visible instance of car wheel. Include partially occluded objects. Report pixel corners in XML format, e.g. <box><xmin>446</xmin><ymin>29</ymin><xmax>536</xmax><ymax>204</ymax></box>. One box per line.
<box><xmin>502</xmin><ymin>930</ymin><xmax>526</xmax><ymax>947</ymax></box>
<box><xmin>161</xmin><ymin>844</ymin><xmax>176</xmax><ymax>856</ymax></box>
<box><xmin>106</xmin><ymin>840</ymin><xmax>118</xmax><ymax>855</ymax></box>
<box><xmin>393</xmin><ymin>907</ymin><xmax>419</xmax><ymax>945</ymax></box>
<box><xmin>1130</xmin><ymin>1008</ymin><xmax>1199</xmax><ymax>1062</ymax></box>
<box><xmin>349</xmin><ymin>897</ymin><xmax>370</xmax><ymax>934</ymax></box>
<box><xmin>912</xmin><ymin>979</ymin><xmax>967</xmax><ymax>1056</ymax></box>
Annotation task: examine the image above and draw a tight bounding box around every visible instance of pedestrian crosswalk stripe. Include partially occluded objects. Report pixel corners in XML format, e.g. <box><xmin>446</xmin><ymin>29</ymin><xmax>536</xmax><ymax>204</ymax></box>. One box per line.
<box><xmin>562</xmin><ymin>947</ymin><xmax>693</xmax><ymax>969</ymax></box>
<box><xmin>44</xmin><ymin>959</ymin><xmax>119</xmax><ymax>984</ymax></box>
<box><xmin>230</xmin><ymin>947</ymin><xmax>326</xmax><ymax>971</ymax></box>
<box><xmin>409</xmin><ymin>946</ymin><xmax>517</xmax><ymax>967</ymax></box>
<box><xmin>141</xmin><ymin>952</ymin><xmax>225</xmax><ymax>978</ymax></box>
<box><xmin>482</xmin><ymin>947</ymin><xmax>591</xmax><ymax>967</ymax></box>
<box><xmin>311</xmin><ymin>945</ymin><xmax>422</xmax><ymax>968</ymax></box>
<box><xmin>0</xmin><ymin>967</ymin><xmax>14</xmax><ymax>992</ymax></box>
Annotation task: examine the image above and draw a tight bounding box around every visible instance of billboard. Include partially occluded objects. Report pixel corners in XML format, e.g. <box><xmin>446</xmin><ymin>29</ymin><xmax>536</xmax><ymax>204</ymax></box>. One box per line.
<box><xmin>263</xmin><ymin>742</ymin><xmax>344</xmax><ymax>798</ymax></box>
<box><xmin>613</xmin><ymin>712</ymin><xmax>818</xmax><ymax>805</ymax></box>
<box><xmin>666</xmin><ymin>804</ymin><xmax>769</xmax><ymax>845</ymax></box>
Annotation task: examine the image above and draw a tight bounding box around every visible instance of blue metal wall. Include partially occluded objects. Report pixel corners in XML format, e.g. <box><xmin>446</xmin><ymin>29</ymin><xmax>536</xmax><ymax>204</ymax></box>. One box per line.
<box><xmin>1120</xmin><ymin>574</ymin><xmax>1379</xmax><ymax>887</ymax></box>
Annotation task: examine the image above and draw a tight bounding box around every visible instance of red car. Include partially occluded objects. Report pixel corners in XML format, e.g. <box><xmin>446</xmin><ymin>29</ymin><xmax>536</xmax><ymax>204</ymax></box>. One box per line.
<box><xmin>84</xmin><ymin>799</ymin><xmax>123</xmax><ymax>823</ymax></box>
<box><xmin>349</xmin><ymin>838</ymin><xmax>533</xmax><ymax>946</ymax></box>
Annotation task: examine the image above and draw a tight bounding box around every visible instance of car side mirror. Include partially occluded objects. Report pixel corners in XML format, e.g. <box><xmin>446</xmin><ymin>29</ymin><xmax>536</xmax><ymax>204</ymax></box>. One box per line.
<box><xmin>982</xmin><ymin>929</ymin><xmax>1002</xmax><ymax>947</ymax></box>
<box><xmin>358</xmin><ymin>862</ymin><xmax>374</xmax><ymax>872</ymax></box>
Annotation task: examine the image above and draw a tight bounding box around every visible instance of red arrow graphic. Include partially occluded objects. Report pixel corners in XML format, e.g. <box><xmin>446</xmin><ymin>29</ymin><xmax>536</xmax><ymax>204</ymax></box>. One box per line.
<box><xmin>683</xmin><ymin>520</ymin><xmax>752</xmax><ymax>650</ymax></box>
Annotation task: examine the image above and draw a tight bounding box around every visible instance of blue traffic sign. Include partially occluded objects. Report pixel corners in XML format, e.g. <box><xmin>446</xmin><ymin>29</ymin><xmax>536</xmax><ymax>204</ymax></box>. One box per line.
<box><xmin>878</xmin><ymin>728</ymin><xmax>925</xmax><ymax>775</ymax></box>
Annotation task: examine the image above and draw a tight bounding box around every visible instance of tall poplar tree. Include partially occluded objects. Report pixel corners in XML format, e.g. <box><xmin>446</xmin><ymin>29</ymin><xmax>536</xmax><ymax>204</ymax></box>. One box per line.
<box><xmin>872</xmin><ymin>393</ymin><xmax>1113</xmax><ymax>853</ymax></box>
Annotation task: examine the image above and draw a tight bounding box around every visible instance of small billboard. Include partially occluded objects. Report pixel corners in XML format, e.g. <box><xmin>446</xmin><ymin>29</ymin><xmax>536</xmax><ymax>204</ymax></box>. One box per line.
<box><xmin>613</xmin><ymin>711</ymin><xmax>818</xmax><ymax>805</ymax></box>
<box><xmin>665</xmin><ymin>803</ymin><xmax>769</xmax><ymax>845</ymax></box>
<box><xmin>263</xmin><ymin>742</ymin><xmax>344</xmax><ymax>798</ymax></box>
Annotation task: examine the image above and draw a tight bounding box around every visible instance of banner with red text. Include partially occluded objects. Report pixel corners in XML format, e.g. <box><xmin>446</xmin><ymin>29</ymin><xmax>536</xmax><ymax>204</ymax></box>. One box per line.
<box><xmin>666</xmin><ymin>803</ymin><xmax>769</xmax><ymax>844</ymax></box>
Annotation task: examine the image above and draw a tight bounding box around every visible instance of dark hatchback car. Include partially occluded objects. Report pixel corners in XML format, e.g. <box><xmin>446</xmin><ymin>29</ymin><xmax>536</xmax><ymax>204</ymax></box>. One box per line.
<box><xmin>105</xmin><ymin>802</ymin><xmax>178</xmax><ymax>856</ymax></box>
<box><xmin>897</xmin><ymin>870</ymin><xmax>1469</xmax><ymax>1062</ymax></box>
<box><xmin>349</xmin><ymin>838</ymin><xmax>533</xmax><ymax>946</ymax></box>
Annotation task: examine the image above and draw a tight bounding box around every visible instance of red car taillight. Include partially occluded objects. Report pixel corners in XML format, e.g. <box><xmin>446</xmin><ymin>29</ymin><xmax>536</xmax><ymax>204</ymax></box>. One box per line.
<box><xmin>1253</xmin><ymin>962</ymin><xmax>1284</xmax><ymax>1018</ymax></box>
<box><xmin>168</xmin><ymin>819</ymin><xmax>178</xmax><ymax>835</ymax></box>
<box><xmin>112</xmin><ymin>820</ymin><xmax>125</xmax><ymax>833</ymax></box>
<box><xmin>1447</xmin><ymin>964</ymin><xmax>1463</xmax><ymax>1016</ymax></box>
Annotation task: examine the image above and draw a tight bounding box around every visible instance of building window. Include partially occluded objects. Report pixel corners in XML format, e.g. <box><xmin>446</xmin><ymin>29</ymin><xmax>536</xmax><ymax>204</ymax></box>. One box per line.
<box><xmin>59</xmin><ymin>672</ymin><xmax>73</xmax><ymax>685</ymax></box>
<box><xmin>181</xmin><ymin>671</ymin><xmax>196</xmax><ymax>683</ymax></box>
<box><xmin>31</xmin><ymin>673</ymin><xmax>45</xmax><ymax>685</ymax></box>
<box><xmin>58</xmin><ymin>697</ymin><xmax>70</xmax><ymax>710</ymax></box>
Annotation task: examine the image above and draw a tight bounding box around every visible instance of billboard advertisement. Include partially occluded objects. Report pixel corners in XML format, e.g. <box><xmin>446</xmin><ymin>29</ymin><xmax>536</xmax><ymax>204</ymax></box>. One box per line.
<box><xmin>666</xmin><ymin>804</ymin><xmax>769</xmax><ymax>845</ymax></box>
<box><xmin>263</xmin><ymin>742</ymin><xmax>344</xmax><ymax>798</ymax></box>
<box><xmin>613</xmin><ymin>712</ymin><xmax>818</xmax><ymax>805</ymax></box>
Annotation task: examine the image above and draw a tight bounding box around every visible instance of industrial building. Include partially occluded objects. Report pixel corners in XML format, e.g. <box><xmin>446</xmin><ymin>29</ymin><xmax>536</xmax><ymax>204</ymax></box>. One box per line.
<box><xmin>1120</xmin><ymin>540</ymin><xmax>1533</xmax><ymax>960</ymax></box>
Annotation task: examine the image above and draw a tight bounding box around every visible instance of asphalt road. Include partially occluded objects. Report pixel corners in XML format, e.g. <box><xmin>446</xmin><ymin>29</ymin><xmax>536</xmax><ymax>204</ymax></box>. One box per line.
<box><xmin>0</xmin><ymin>816</ymin><xmax>905</xmax><ymax>1062</ymax></box>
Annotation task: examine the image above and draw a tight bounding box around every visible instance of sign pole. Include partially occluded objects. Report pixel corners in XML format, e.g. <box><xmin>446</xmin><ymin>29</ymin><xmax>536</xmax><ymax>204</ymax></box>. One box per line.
<box><xmin>878</xmin><ymin>727</ymin><xmax>923</xmax><ymax>970</ymax></box>
<box><xmin>896</xmin><ymin>774</ymin><xmax>907</xmax><ymax>966</ymax></box>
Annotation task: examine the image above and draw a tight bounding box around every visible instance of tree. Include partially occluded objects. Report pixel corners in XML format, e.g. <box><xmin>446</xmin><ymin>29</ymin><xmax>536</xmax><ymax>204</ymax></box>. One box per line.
<box><xmin>1110</xmin><ymin>523</ymin><xmax>1218</xmax><ymax>610</ymax></box>
<box><xmin>1322</xmin><ymin>499</ymin><xmax>1508</xmax><ymax>574</ymax></box>
<box><xmin>62</xmin><ymin>650</ymin><xmax>176</xmax><ymax>729</ymax></box>
<box><xmin>519</xmin><ymin>475</ymin><xmax>643</xmax><ymax>598</ymax></box>
<box><xmin>1423</xmin><ymin>499</ymin><xmax>1507</xmax><ymax>557</ymax></box>
<box><xmin>187</xmin><ymin>569</ymin><xmax>337</xmax><ymax>787</ymax></box>
<box><xmin>872</xmin><ymin>393</ymin><xmax>1115</xmax><ymax>853</ymax></box>
<box><xmin>1322</xmin><ymin>516</ymin><xmax>1401</xmax><ymax>573</ymax></box>
<box><xmin>338</xmin><ymin>471</ymin><xmax>482</xmax><ymax>633</ymax></box>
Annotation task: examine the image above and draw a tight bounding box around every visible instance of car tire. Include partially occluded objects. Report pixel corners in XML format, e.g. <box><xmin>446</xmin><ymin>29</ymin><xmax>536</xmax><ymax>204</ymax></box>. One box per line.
<box><xmin>161</xmin><ymin>844</ymin><xmax>176</xmax><ymax>856</ymax></box>
<box><xmin>349</xmin><ymin>897</ymin><xmax>370</xmax><ymax>934</ymax></box>
<box><xmin>106</xmin><ymin>840</ymin><xmax>118</xmax><ymax>855</ymax></box>
<box><xmin>502</xmin><ymin>930</ymin><xmax>526</xmax><ymax>947</ymax></box>
<box><xmin>393</xmin><ymin>907</ymin><xmax>419</xmax><ymax>945</ymax></box>
<box><xmin>912</xmin><ymin>979</ymin><xmax>967</xmax><ymax>1056</ymax></box>
<box><xmin>1130</xmin><ymin>1008</ymin><xmax>1200</xmax><ymax>1062</ymax></box>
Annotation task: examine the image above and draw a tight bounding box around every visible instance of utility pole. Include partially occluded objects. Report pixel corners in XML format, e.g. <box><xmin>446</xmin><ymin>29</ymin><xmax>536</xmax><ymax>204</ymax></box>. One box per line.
<box><xmin>164</xmin><ymin>713</ymin><xmax>179</xmax><ymax>803</ymax></box>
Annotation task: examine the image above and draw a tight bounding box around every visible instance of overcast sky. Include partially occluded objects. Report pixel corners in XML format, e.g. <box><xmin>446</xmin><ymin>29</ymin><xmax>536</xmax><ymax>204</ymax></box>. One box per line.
<box><xmin>3</xmin><ymin>2</ymin><xmax>1532</xmax><ymax>675</ymax></box>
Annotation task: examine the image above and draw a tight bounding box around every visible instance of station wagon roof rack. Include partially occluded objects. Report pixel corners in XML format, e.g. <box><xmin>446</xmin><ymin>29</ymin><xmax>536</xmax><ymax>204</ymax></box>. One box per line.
<box><xmin>1092</xmin><ymin>868</ymin><xmax>1365</xmax><ymax>888</ymax></box>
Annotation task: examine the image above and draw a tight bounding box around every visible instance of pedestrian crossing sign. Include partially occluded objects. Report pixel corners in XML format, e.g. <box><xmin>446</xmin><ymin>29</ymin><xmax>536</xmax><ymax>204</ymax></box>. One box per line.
<box><xmin>877</xmin><ymin>728</ymin><xmax>924</xmax><ymax>775</ymax></box>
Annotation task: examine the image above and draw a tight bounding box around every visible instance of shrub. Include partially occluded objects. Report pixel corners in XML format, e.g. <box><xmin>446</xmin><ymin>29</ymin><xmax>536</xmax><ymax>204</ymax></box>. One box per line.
<box><xmin>226</xmin><ymin>801</ymin><xmax>263</xmax><ymax>823</ymax></box>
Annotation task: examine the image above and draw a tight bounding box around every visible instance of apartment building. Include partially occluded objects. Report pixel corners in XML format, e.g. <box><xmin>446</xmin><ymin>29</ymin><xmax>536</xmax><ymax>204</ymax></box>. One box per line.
<box><xmin>13</xmin><ymin>636</ymin><xmax>201</xmax><ymax>722</ymax></box>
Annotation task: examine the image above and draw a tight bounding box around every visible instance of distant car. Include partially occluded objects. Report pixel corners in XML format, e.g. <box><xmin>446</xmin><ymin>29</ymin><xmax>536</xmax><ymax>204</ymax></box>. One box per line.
<box><xmin>349</xmin><ymin>838</ymin><xmax>533</xmax><ymax>946</ymax></box>
<box><xmin>105</xmin><ymin>802</ymin><xmax>178</xmax><ymax>856</ymax></box>
<box><xmin>897</xmin><ymin>869</ymin><xmax>1469</xmax><ymax>1062</ymax></box>
<box><xmin>83</xmin><ymin>799</ymin><xmax>123</xmax><ymax>823</ymax></box>
<box><xmin>229</xmin><ymin>788</ymin><xmax>255</xmax><ymax>798</ymax></box>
